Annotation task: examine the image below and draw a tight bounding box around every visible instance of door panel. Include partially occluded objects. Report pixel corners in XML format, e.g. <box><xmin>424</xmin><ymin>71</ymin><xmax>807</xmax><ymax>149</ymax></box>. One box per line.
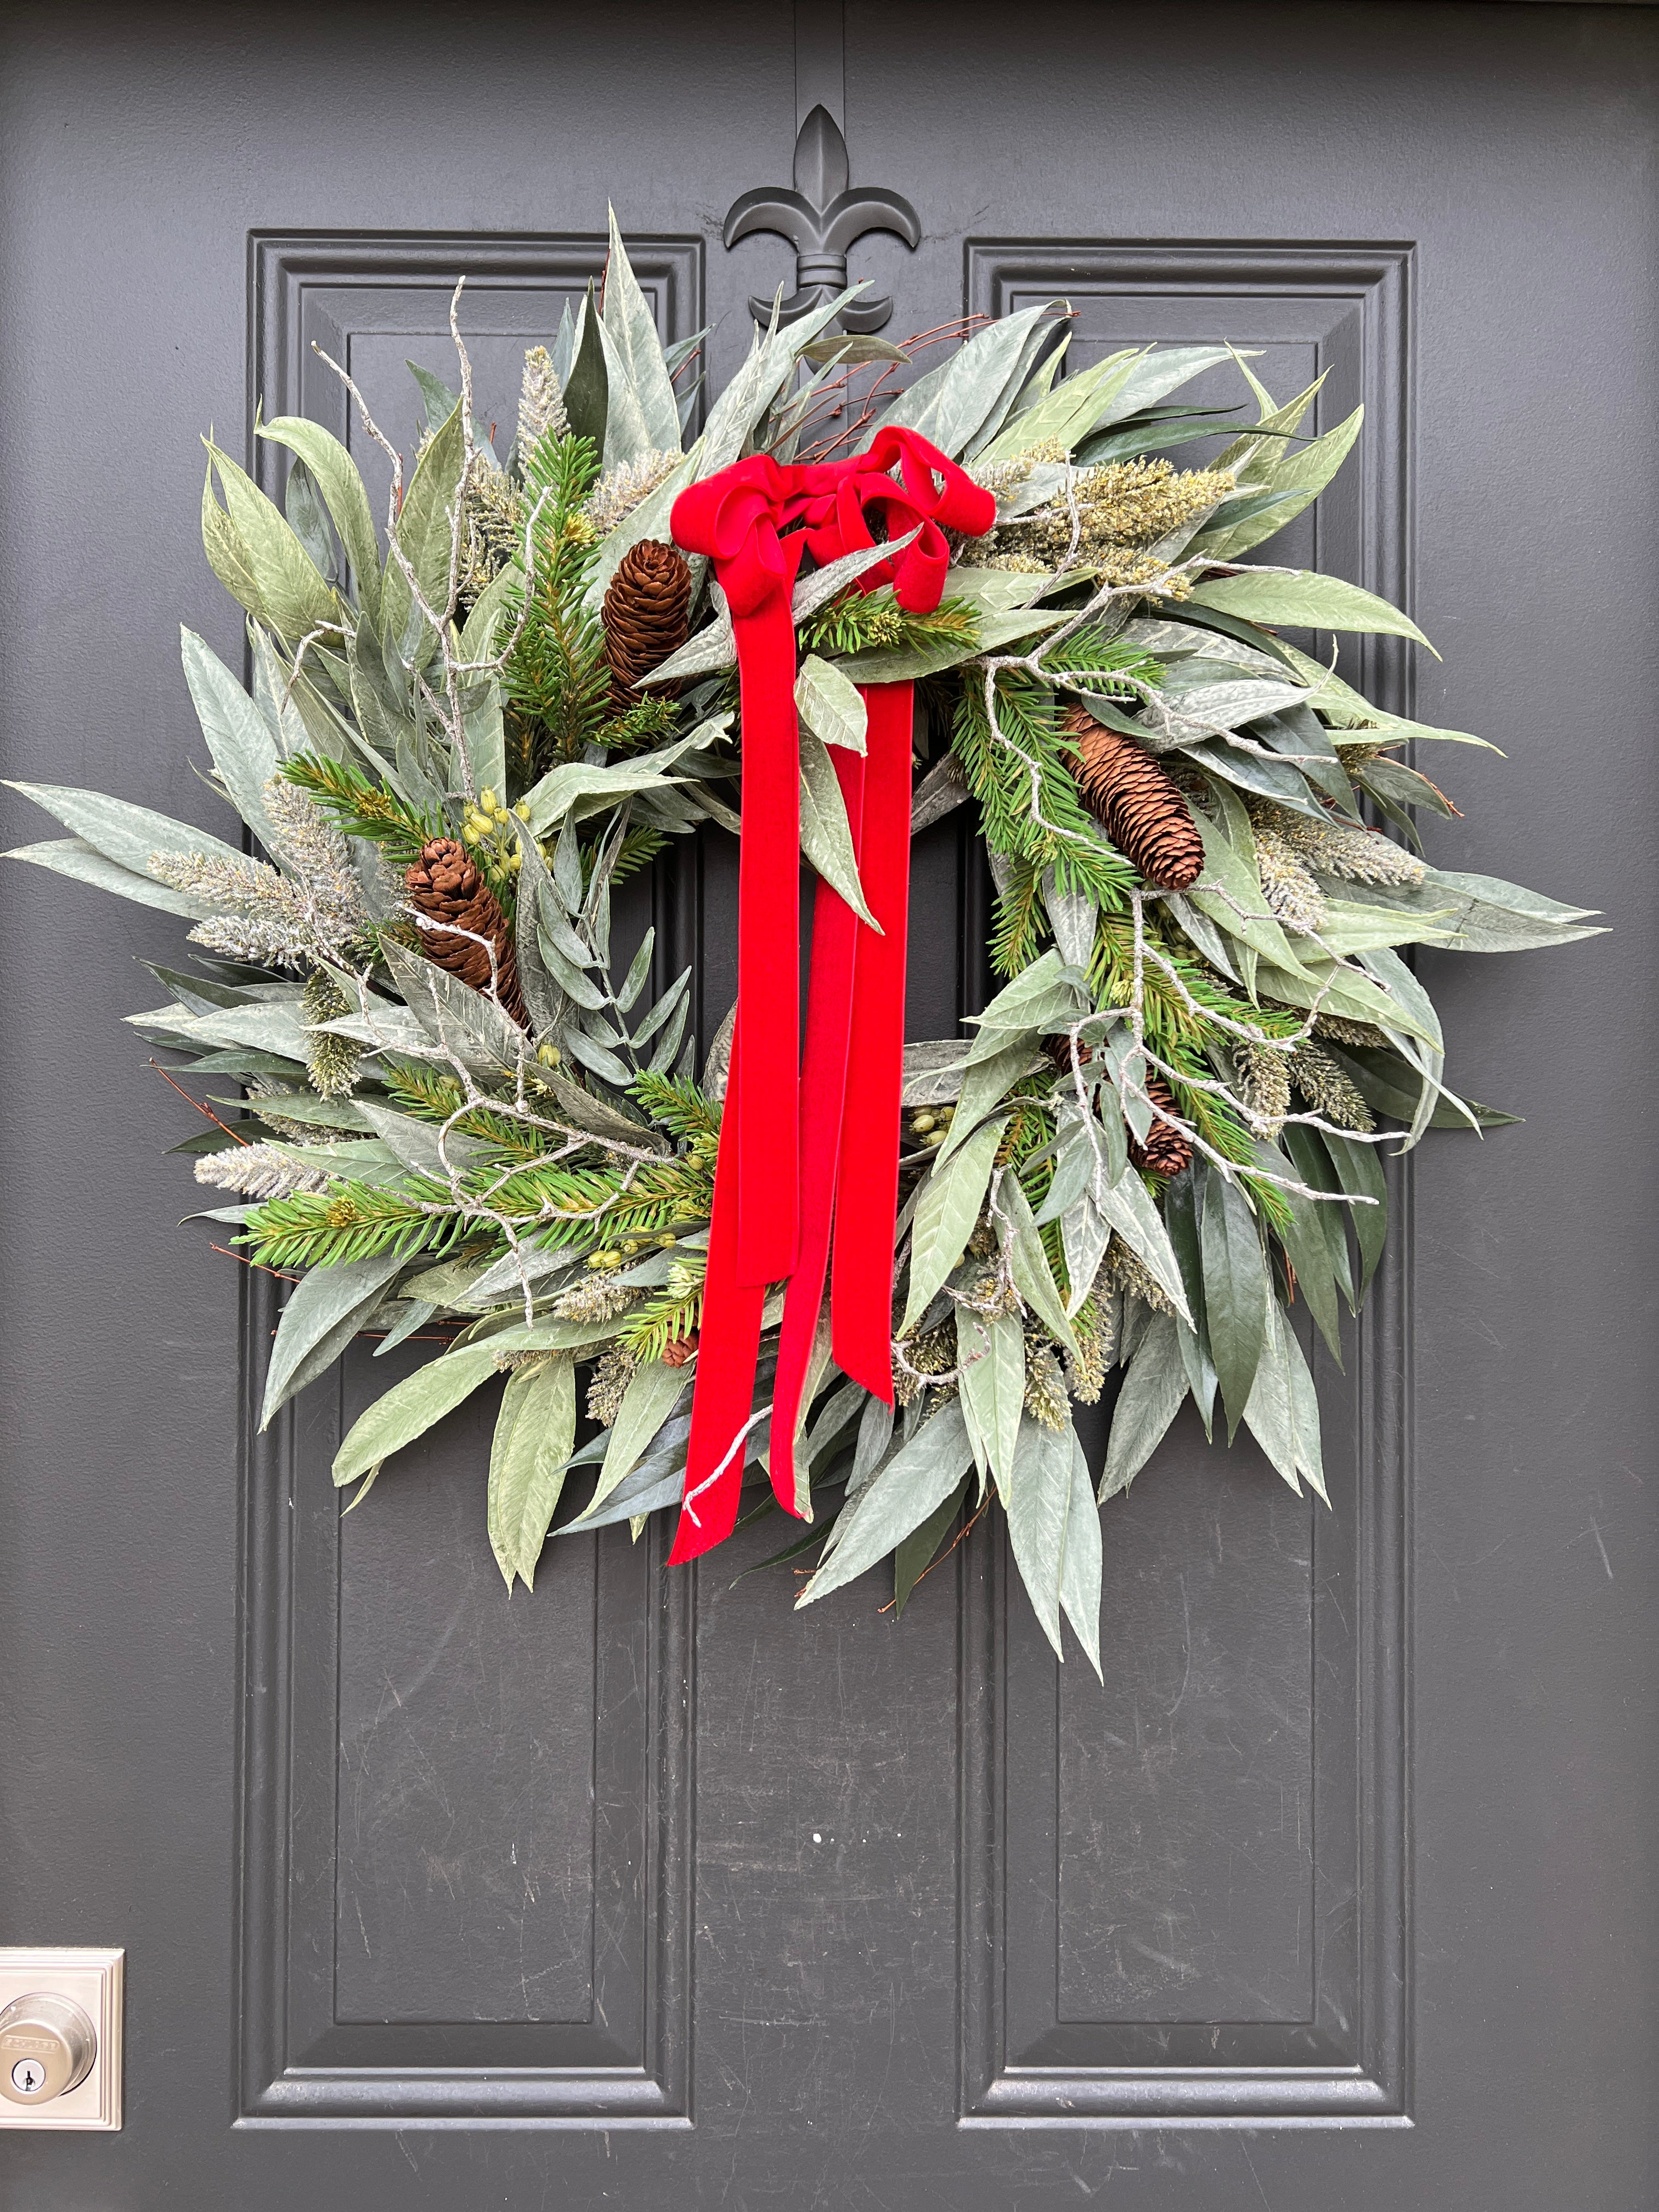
<box><xmin>2</xmin><ymin>5</ymin><xmax>1654</xmax><ymax>2207</ymax></box>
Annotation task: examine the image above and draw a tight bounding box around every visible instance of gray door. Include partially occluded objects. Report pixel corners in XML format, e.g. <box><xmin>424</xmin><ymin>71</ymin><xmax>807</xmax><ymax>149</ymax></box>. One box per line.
<box><xmin>2</xmin><ymin>4</ymin><xmax>1653</xmax><ymax>2204</ymax></box>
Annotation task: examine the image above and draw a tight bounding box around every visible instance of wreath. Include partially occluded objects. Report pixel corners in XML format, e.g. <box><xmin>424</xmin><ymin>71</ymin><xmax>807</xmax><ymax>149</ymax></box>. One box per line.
<box><xmin>8</xmin><ymin>222</ymin><xmax>1596</xmax><ymax>1663</ymax></box>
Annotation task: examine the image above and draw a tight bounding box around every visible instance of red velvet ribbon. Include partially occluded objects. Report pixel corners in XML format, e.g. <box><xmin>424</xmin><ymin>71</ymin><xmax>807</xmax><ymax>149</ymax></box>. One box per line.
<box><xmin>666</xmin><ymin>430</ymin><xmax>994</xmax><ymax>1563</ymax></box>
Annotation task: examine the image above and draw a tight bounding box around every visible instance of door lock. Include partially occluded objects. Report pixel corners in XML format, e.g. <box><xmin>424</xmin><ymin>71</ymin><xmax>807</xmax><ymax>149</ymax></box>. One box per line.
<box><xmin>0</xmin><ymin>1950</ymin><xmax>122</xmax><ymax>2129</ymax></box>
<box><xmin>0</xmin><ymin>1992</ymin><xmax>97</xmax><ymax>2105</ymax></box>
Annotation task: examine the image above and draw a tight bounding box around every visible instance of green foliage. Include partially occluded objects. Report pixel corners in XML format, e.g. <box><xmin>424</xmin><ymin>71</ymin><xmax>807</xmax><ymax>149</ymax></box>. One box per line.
<box><xmin>500</xmin><ymin>433</ymin><xmax>610</xmax><ymax>769</ymax></box>
<box><xmin>953</xmin><ymin>673</ymin><xmax>1137</xmax><ymax>928</ymax></box>
<box><xmin>242</xmin><ymin>1179</ymin><xmax>462</xmax><ymax>1269</ymax></box>
<box><xmin>632</xmin><ymin>1069</ymin><xmax>721</xmax><ymax>1141</ymax></box>
<box><xmin>798</xmin><ymin>587</ymin><xmax>977</xmax><ymax>662</ymax></box>
<box><xmin>281</xmin><ymin>751</ymin><xmax>441</xmax><ymax>870</ymax></box>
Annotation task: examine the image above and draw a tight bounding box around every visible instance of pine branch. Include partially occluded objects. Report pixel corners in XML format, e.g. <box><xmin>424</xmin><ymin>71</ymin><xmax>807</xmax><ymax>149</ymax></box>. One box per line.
<box><xmin>798</xmin><ymin>588</ymin><xmax>978</xmax><ymax>661</ymax></box>
<box><xmin>500</xmin><ymin>432</ymin><xmax>611</xmax><ymax>768</ymax></box>
<box><xmin>281</xmin><ymin>752</ymin><xmax>441</xmax><ymax>871</ymax></box>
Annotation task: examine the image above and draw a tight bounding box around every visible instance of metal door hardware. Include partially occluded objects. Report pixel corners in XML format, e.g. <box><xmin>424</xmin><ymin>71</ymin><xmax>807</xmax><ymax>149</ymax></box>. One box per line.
<box><xmin>0</xmin><ymin>1950</ymin><xmax>122</xmax><ymax>2130</ymax></box>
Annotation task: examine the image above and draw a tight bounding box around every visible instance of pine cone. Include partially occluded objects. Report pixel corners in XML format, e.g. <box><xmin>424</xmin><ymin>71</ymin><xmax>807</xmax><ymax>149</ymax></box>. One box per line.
<box><xmin>1064</xmin><ymin>706</ymin><xmax>1205</xmax><ymax>890</ymax></box>
<box><xmin>1128</xmin><ymin>1076</ymin><xmax>1193</xmax><ymax>1177</ymax></box>
<box><xmin>661</xmin><ymin>1332</ymin><xmax>698</xmax><ymax>1369</ymax></box>
<box><xmin>601</xmin><ymin>539</ymin><xmax>692</xmax><ymax>710</ymax></box>
<box><xmin>404</xmin><ymin>839</ymin><xmax>528</xmax><ymax>1028</ymax></box>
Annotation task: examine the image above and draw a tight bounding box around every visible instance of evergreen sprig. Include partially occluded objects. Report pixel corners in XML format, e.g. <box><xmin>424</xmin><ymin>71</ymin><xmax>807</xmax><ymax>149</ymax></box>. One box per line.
<box><xmin>500</xmin><ymin>432</ymin><xmax>610</xmax><ymax>770</ymax></box>
<box><xmin>798</xmin><ymin>587</ymin><xmax>978</xmax><ymax>661</ymax></box>
<box><xmin>280</xmin><ymin>753</ymin><xmax>441</xmax><ymax>870</ymax></box>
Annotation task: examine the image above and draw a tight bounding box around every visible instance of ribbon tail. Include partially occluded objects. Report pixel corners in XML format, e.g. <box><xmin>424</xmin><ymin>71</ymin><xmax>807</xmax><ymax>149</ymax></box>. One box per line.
<box><xmin>831</xmin><ymin>682</ymin><xmax>915</xmax><ymax>1400</ymax></box>
<box><xmin>769</xmin><ymin>748</ymin><xmax>867</xmax><ymax>1514</ymax></box>
<box><xmin>668</xmin><ymin>1039</ymin><xmax>766</xmax><ymax>1564</ymax></box>
<box><xmin>730</xmin><ymin>600</ymin><xmax>802</xmax><ymax>1287</ymax></box>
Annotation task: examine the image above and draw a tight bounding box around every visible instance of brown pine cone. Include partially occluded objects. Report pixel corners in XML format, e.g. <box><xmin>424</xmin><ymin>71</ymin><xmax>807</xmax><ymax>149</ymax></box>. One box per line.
<box><xmin>601</xmin><ymin>539</ymin><xmax>692</xmax><ymax>710</ymax></box>
<box><xmin>1064</xmin><ymin>706</ymin><xmax>1205</xmax><ymax>891</ymax></box>
<box><xmin>660</xmin><ymin>1331</ymin><xmax>699</xmax><ymax>1369</ymax></box>
<box><xmin>404</xmin><ymin>838</ymin><xmax>528</xmax><ymax>1029</ymax></box>
<box><xmin>1128</xmin><ymin>1076</ymin><xmax>1193</xmax><ymax>1177</ymax></box>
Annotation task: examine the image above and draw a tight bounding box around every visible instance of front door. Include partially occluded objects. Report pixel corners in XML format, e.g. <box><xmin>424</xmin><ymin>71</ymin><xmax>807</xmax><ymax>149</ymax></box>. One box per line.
<box><xmin>2</xmin><ymin>4</ymin><xmax>1652</xmax><ymax>2205</ymax></box>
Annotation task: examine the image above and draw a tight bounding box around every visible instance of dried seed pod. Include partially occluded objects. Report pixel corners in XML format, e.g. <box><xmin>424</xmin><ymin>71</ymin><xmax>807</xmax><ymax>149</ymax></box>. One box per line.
<box><xmin>404</xmin><ymin>838</ymin><xmax>528</xmax><ymax>1028</ymax></box>
<box><xmin>601</xmin><ymin>538</ymin><xmax>692</xmax><ymax>709</ymax></box>
<box><xmin>1128</xmin><ymin>1075</ymin><xmax>1194</xmax><ymax>1177</ymax></box>
<box><xmin>1064</xmin><ymin>706</ymin><xmax>1205</xmax><ymax>890</ymax></box>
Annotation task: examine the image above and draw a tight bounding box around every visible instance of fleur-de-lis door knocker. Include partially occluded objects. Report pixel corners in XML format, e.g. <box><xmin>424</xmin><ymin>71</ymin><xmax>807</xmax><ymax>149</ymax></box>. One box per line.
<box><xmin>723</xmin><ymin>104</ymin><xmax>921</xmax><ymax>331</ymax></box>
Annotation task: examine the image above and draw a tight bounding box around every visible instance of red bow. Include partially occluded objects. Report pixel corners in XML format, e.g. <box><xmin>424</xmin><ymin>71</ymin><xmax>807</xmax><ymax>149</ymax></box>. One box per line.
<box><xmin>667</xmin><ymin>430</ymin><xmax>994</xmax><ymax>1562</ymax></box>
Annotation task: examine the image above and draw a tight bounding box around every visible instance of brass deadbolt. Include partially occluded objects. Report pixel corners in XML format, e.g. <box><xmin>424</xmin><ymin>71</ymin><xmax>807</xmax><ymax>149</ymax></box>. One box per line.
<box><xmin>0</xmin><ymin>1993</ymin><xmax>97</xmax><ymax>2105</ymax></box>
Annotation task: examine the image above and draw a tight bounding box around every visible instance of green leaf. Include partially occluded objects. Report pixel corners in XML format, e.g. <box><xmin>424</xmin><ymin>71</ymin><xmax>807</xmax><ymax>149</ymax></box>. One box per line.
<box><xmin>1200</xmin><ymin>1171</ymin><xmax>1268</xmax><ymax>1440</ymax></box>
<box><xmin>202</xmin><ymin>459</ymin><xmax>268</xmax><ymax>623</ymax></box>
<box><xmin>488</xmin><ymin>1354</ymin><xmax>577</xmax><ymax>1589</ymax></box>
<box><xmin>1274</xmin><ymin>641</ymin><xmax>1500</xmax><ymax>749</ymax></box>
<box><xmin>1338</xmin><ymin>867</ymin><xmax>1602</xmax><ymax>954</ymax></box>
<box><xmin>796</xmin><ymin>1400</ymin><xmax>975</xmax><ymax>1608</ymax></box>
<box><xmin>830</xmin><ymin>606</ymin><xmax>1062</xmax><ymax>686</ymax></box>
<box><xmin>261</xmin><ymin>1250</ymin><xmax>407</xmax><ymax>1428</ymax></box>
<box><xmin>3</xmin><ymin>837</ymin><xmax>215</xmax><ymax>918</ymax></box>
<box><xmin>258</xmin><ymin>415</ymin><xmax>382</xmax><ymax>629</ymax></box>
<box><xmin>1099</xmin><ymin>1311</ymin><xmax>1188</xmax><ymax>1499</ymax></box>
<box><xmin>1188</xmin><ymin>569</ymin><xmax>1436</xmax><ymax>656</ymax></box>
<box><xmin>1242</xmin><ymin>1300</ymin><xmax>1326</xmax><ymax>1500</ymax></box>
<box><xmin>998</xmin><ymin>1171</ymin><xmax>1081</xmax><ymax>1359</ymax></box>
<box><xmin>1004</xmin><ymin>1415</ymin><xmax>1074</xmax><ymax>1658</ymax></box>
<box><xmin>381</xmin><ymin>936</ymin><xmax>528</xmax><ymax>1076</ymax></box>
<box><xmin>1195</xmin><ymin>405</ymin><xmax>1363</xmax><ymax>562</ymax></box>
<box><xmin>332</xmin><ymin>1343</ymin><xmax>503</xmax><ymax>1486</ymax></box>
<box><xmin>602</xmin><ymin>208</ymin><xmax>681</xmax><ymax>456</ymax></box>
<box><xmin>381</xmin><ymin>398</ymin><xmax>464</xmax><ymax>666</ymax></box>
<box><xmin>562</xmin><ymin>292</ymin><xmax>610</xmax><ymax>452</ymax></box>
<box><xmin>977</xmin><ymin>346</ymin><xmax>1142</xmax><ymax>464</ymax></box>
<box><xmin>798</xmin><ymin>724</ymin><xmax>878</xmax><ymax>928</ymax></box>
<box><xmin>1096</xmin><ymin>1165</ymin><xmax>1193</xmax><ymax>1324</ymax></box>
<box><xmin>893</xmin><ymin>1479</ymin><xmax>969</xmax><ymax>1617</ymax></box>
<box><xmin>5</xmin><ymin>780</ymin><xmax>245</xmax><ymax>877</ymax></box>
<box><xmin>520</xmin><ymin>753</ymin><xmax>690</xmax><ymax>836</ymax></box>
<box><xmin>959</xmin><ymin>1308</ymin><xmax>1026</xmax><ymax>1494</ymax></box>
<box><xmin>203</xmin><ymin>439</ymin><xmax>341</xmax><ymax>648</ymax></box>
<box><xmin>901</xmin><ymin>1115</ymin><xmax>1008</xmax><ymax>1332</ymax></box>
<box><xmin>933</xmin><ymin>1042</ymin><xmax>1044</xmax><ymax>1162</ymax></box>
<box><xmin>180</xmin><ymin>628</ymin><xmax>280</xmax><ymax>844</ymax></box>
<box><xmin>588</xmin><ymin>1359</ymin><xmax>690</xmax><ymax>1515</ymax></box>
<box><xmin>882</xmin><ymin>298</ymin><xmax>1063</xmax><ymax>460</ymax></box>
<box><xmin>1059</xmin><ymin>1430</ymin><xmax>1103</xmax><ymax>1680</ymax></box>
<box><xmin>1321</xmin><ymin>1129</ymin><xmax>1387</xmax><ymax>1297</ymax></box>
<box><xmin>795</xmin><ymin>653</ymin><xmax>867</xmax><ymax>754</ymax></box>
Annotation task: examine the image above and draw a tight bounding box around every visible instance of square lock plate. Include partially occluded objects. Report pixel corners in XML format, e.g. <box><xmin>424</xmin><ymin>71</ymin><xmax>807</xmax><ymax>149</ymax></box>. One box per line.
<box><xmin>0</xmin><ymin>1949</ymin><xmax>123</xmax><ymax>2130</ymax></box>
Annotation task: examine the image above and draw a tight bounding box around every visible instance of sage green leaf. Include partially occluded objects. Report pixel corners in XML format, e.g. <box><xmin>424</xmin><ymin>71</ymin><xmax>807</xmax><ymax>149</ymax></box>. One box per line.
<box><xmin>372</xmin><ymin>1299</ymin><xmax>438</xmax><ymax>1356</ymax></box>
<box><xmin>5</xmin><ymin>780</ymin><xmax>245</xmax><ymax>876</ymax></box>
<box><xmin>260</xmin><ymin>1250</ymin><xmax>407</xmax><ymax>1429</ymax></box>
<box><xmin>1103</xmin><ymin>344</ymin><xmax>1259</xmax><ymax>428</ymax></box>
<box><xmin>697</xmin><ymin>286</ymin><xmax>858</xmax><ymax>480</ymax></box>
<box><xmin>796</xmin><ymin>1399</ymin><xmax>974</xmax><ymax>1608</ymax></box>
<box><xmin>204</xmin><ymin>439</ymin><xmax>341</xmax><ymax>647</ymax></box>
<box><xmin>1315</xmin><ymin>898</ymin><xmax>1454</xmax><ymax>956</ymax></box>
<box><xmin>795</xmin><ymin>653</ymin><xmax>867</xmax><ymax>753</ymax></box>
<box><xmin>1215</xmin><ymin>371</ymin><xmax>1327</xmax><ymax>477</ymax></box>
<box><xmin>997</xmin><ymin>1171</ymin><xmax>1081</xmax><ymax>1359</ymax></box>
<box><xmin>1041</xmin><ymin>870</ymin><xmax>1098</xmax><ymax>969</ymax></box>
<box><xmin>351</xmin><ymin>1100</ymin><xmax>491</xmax><ymax>1178</ymax></box>
<box><xmin>893</xmin><ymin>1479</ymin><xmax>970</xmax><ymax>1617</ymax></box>
<box><xmin>1322</xmin><ymin>1128</ymin><xmax>1387</xmax><ymax>1296</ymax></box>
<box><xmin>382</xmin><ymin>398</ymin><xmax>464</xmax><ymax>664</ymax></box>
<box><xmin>520</xmin><ymin>754</ymin><xmax>690</xmax><ymax>836</ymax></box>
<box><xmin>1196</xmin><ymin>404</ymin><xmax>1363</xmax><ymax>562</ymax></box>
<box><xmin>127</xmin><ymin>996</ymin><xmax>312</xmax><ymax>1061</ymax></box>
<box><xmin>959</xmin><ymin>1308</ymin><xmax>1026</xmax><ymax>1494</ymax></box>
<box><xmin>799</xmin><ymin>724</ymin><xmax>879</xmax><ymax>927</ymax></box>
<box><xmin>1005</xmin><ymin>1415</ymin><xmax>1074</xmax><ymax>1658</ymax></box>
<box><xmin>381</xmin><ymin>936</ymin><xmax>529</xmax><ymax>1077</ymax></box>
<box><xmin>901</xmin><ymin>1115</ymin><xmax>1008</xmax><ymax>1332</ymax></box>
<box><xmin>180</xmin><ymin>628</ymin><xmax>280</xmax><ymax>844</ymax></box>
<box><xmin>1187</xmin><ymin>813</ymin><xmax>1309</xmax><ymax>973</ymax></box>
<box><xmin>1273</xmin><ymin>641</ymin><xmax>1499</xmax><ymax>750</ymax></box>
<box><xmin>332</xmin><ymin>1343</ymin><xmax>502</xmax><ymax>1486</ymax></box>
<box><xmin>458</xmin><ymin>561</ymin><xmax>517</xmax><ymax>662</ymax></box>
<box><xmin>830</xmin><ymin>606</ymin><xmax>1062</xmax><ymax>686</ymax></box>
<box><xmin>3</xmin><ymin>837</ymin><xmax>215</xmax><ymax>918</ymax></box>
<box><xmin>1269</xmin><ymin>1143</ymin><xmax>1347</xmax><ymax>1361</ymax></box>
<box><xmin>978</xmin><ymin>346</ymin><xmax>1142</xmax><ymax>463</ymax></box>
<box><xmin>588</xmin><ymin>1360</ymin><xmax>691</xmax><ymax>1515</ymax></box>
<box><xmin>602</xmin><ymin>208</ymin><xmax>681</xmax><ymax>456</ymax></box>
<box><xmin>1251</xmin><ymin>955</ymin><xmax>1436</xmax><ymax>1048</ymax></box>
<box><xmin>1242</xmin><ymin>1300</ymin><xmax>1326</xmax><ymax>1500</ymax></box>
<box><xmin>488</xmin><ymin>1354</ymin><xmax>577</xmax><ymax>1589</ymax></box>
<box><xmin>1096</xmin><ymin>1166</ymin><xmax>1192</xmax><ymax>1324</ymax></box>
<box><xmin>1060</xmin><ymin>1194</ymin><xmax>1110</xmax><ymax>1316</ymax></box>
<box><xmin>460</xmin><ymin>678</ymin><xmax>506</xmax><ymax>802</ymax></box>
<box><xmin>561</xmin><ymin>292</ymin><xmax>609</xmax><ymax>450</ymax></box>
<box><xmin>1100</xmin><ymin>1311</ymin><xmax>1188</xmax><ymax>1500</ymax></box>
<box><xmin>1337</xmin><ymin>868</ymin><xmax>1601</xmax><ymax>954</ymax></box>
<box><xmin>1059</xmin><ymin>1431</ymin><xmax>1104</xmax><ymax>1680</ymax></box>
<box><xmin>881</xmin><ymin>298</ymin><xmax>1061</xmax><ymax>459</ymax></box>
<box><xmin>1200</xmin><ymin>1171</ymin><xmax>1268</xmax><ymax>1439</ymax></box>
<box><xmin>564</xmin><ymin>1026</ymin><xmax>635</xmax><ymax>1088</ymax></box>
<box><xmin>258</xmin><ymin>415</ymin><xmax>382</xmax><ymax>628</ymax></box>
<box><xmin>202</xmin><ymin>458</ymin><xmax>267</xmax><ymax>623</ymax></box>
<box><xmin>1188</xmin><ymin>569</ymin><xmax>1436</xmax><ymax>655</ymax></box>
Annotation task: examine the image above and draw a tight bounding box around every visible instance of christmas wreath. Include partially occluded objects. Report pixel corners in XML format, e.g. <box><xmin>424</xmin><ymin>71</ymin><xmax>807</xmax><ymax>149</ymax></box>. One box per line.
<box><xmin>8</xmin><ymin>221</ymin><xmax>1596</xmax><ymax>1664</ymax></box>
